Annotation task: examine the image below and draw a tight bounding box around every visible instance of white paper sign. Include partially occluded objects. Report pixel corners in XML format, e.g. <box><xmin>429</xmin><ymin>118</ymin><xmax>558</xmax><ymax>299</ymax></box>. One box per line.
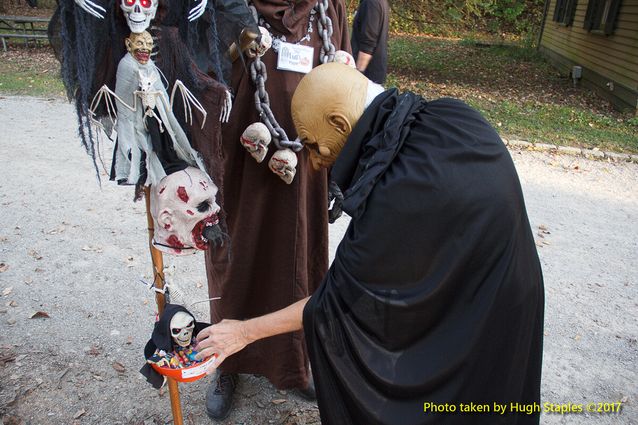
<box><xmin>181</xmin><ymin>355</ymin><xmax>217</xmax><ymax>379</ymax></box>
<box><xmin>277</xmin><ymin>42</ymin><xmax>314</xmax><ymax>74</ymax></box>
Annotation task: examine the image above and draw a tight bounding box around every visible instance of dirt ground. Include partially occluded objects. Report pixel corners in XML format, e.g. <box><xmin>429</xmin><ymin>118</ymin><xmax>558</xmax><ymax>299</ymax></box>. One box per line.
<box><xmin>0</xmin><ymin>96</ymin><xmax>636</xmax><ymax>425</ymax></box>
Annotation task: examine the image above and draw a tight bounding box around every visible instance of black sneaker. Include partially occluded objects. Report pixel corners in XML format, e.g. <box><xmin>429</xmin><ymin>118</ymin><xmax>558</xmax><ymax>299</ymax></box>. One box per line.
<box><xmin>205</xmin><ymin>372</ymin><xmax>238</xmax><ymax>420</ymax></box>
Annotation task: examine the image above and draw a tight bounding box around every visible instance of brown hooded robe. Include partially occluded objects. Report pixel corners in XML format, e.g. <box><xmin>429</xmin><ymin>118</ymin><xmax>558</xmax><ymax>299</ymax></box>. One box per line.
<box><xmin>204</xmin><ymin>0</ymin><xmax>351</xmax><ymax>389</ymax></box>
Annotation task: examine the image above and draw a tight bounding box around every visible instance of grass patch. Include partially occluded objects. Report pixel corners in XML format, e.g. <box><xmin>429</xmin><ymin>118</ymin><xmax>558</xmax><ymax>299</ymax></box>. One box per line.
<box><xmin>388</xmin><ymin>35</ymin><xmax>638</xmax><ymax>153</ymax></box>
<box><xmin>0</xmin><ymin>47</ymin><xmax>65</xmax><ymax>97</ymax></box>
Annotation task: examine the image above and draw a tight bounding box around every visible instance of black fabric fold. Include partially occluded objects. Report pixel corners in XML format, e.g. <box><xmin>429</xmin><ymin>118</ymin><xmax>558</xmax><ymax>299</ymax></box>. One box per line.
<box><xmin>306</xmin><ymin>92</ymin><xmax>544</xmax><ymax>425</ymax></box>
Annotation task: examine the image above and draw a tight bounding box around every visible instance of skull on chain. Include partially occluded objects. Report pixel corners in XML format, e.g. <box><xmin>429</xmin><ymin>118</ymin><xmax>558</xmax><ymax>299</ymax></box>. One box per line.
<box><xmin>247</xmin><ymin>27</ymin><xmax>273</xmax><ymax>58</ymax></box>
<box><xmin>170</xmin><ymin>311</ymin><xmax>195</xmax><ymax>347</ymax></box>
<box><xmin>268</xmin><ymin>149</ymin><xmax>298</xmax><ymax>184</ymax></box>
<box><xmin>241</xmin><ymin>122</ymin><xmax>271</xmax><ymax>163</ymax></box>
<box><xmin>120</xmin><ymin>0</ymin><xmax>158</xmax><ymax>33</ymax></box>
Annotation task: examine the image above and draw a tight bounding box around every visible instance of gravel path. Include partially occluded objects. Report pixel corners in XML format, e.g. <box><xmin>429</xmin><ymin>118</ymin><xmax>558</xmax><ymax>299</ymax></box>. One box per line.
<box><xmin>0</xmin><ymin>96</ymin><xmax>636</xmax><ymax>425</ymax></box>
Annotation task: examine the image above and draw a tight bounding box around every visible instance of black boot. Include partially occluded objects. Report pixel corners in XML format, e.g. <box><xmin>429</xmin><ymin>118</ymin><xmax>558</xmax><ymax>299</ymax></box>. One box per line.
<box><xmin>205</xmin><ymin>372</ymin><xmax>238</xmax><ymax>420</ymax></box>
<box><xmin>296</xmin><ymin>374</ymin><xmax>317</xmax><ymax>401</ymax></box>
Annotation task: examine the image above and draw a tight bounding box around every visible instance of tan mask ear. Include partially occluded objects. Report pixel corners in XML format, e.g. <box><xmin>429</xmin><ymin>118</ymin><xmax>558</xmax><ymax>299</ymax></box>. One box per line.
<box><xmin>327</xmin><ymin>112</ymin><xmax>352</xmax><ymax>135</ymax></box>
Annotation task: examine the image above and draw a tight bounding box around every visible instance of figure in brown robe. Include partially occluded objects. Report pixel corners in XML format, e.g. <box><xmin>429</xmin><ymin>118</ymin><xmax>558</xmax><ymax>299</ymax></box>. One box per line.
<box><xmin>203</xmin><ymin>0</ymin><xmax>351</xmax><ymax>390</ymax></box>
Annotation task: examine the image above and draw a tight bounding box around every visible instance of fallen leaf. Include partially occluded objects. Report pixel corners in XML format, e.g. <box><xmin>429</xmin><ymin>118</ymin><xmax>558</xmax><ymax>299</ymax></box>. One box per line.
<box><xmin>88</xmin><ymin>346</ymin><xmax>101</xmax><ymax>356</ymax></box>
<box><xmin>271</xmin><ymin>399</ymin><xmax>287</xmax><ymax>405</ymax></box>
<box><xmin>256</xmin><ymin>401</ymin><xmax>266</xmax><ymax>408</ymax></box>
<box><xmin>2</xmin><ymin>287</ymin><xmax>13</xmax><ymax>296</ymax></box>
<box><xmin>34</xmin><ymin>268</ymin><xmax>44</xmax><ymax>273</ymax></box>
<box><xmin>7</xmin><ymin>318</ymin><xmax>16</xmax><ymax>325</ymax></box>
<box><xmin>196</xmin><ymin>282</ymin><xmax>203</xmax><ymax>289</ymax></box>
<box><xmin>126</xmin><ymin>336</ymin><xmax>133</xmax><ymax>345</ymax></box>
<box><xmin>621</xmin><ymin>396</ymin><xmax>629</xmax><ymax>403</ymax></box>
<box><xmin>8</xmin><ymin>300</ymin><xmax>18</xmax><ymax>307</ymax></box>
<box><xmin>93</xmin><ymin>374</ymin><xmax>104</xmax><ymax>381</ymax></box>
<box><xmin>0</xmin><ymin>263</ymin><xmax>8</xmax><ymax>273</ymax></box>
<box><xmin>28</xmin><ymin>250</ymin><xmax>43</xmax><ymax>260</ymax></box>
<box><xmin>30</xmin><ymin>311</ymin><xmax>50</xmax><ymax>319</ymax></box>
<box><xmin>24</xmin><ymin>277</ymin><xmax>33</xmax><ymax>285</ymax></box>
<box><xmin>574</xmin><ymin>334</ymin><xmax>581</xmax><ymax>341</ymax></box>
<box><xmin>112</xmin><ymin>361</ymin><xmax>126</xmax><ymax>373</ymax></box>
<box><xmin>73</xmin><ymin>409</ymin><xmax>86</xmax><ymax>419</ymax></box>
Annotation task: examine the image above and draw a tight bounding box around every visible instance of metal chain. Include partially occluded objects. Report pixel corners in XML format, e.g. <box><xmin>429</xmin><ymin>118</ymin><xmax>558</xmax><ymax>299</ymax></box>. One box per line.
<box><xmin>316</xmin><ymin>0</ymin><xmax>336</xmax><ymax>64</ymax></box>
<box><xmin>247</xmin><ymin>1</ymin><xmax>337</xmax><ymax>152</ymax></box>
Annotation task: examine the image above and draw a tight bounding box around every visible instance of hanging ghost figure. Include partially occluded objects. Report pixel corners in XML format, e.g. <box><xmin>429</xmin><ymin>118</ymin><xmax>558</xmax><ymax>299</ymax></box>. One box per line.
<box><xmin>268</xmin><ymin>148</ymin><xmax>298</xmax><ymax>184</ymax></box>
<box><xmin>90</xmin><ymin>31</ymin><xmax>212</xmax><ymax>186</ymax></box>
<box><xmin>150</xmin><ymin>166</ymin><xmax>225</xmax><ymax>255</ymax></box>
<box><xmin>240</xmin><ymin>122</ymin><xmax>271</xmax><ymax>163</ymax></box>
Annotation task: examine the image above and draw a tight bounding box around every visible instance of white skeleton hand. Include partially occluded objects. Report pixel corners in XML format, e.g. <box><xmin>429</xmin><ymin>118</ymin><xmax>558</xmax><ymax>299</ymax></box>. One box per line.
<box><xmin>74</xmin><ymin>0</ymin><xmax>106</xmax><ymax>19</ymax></box>
<box><xmin>188</xmin><ymin>0</ymin><xmax>207</xmax><ymax>21</ymax></box>
<box><xmin>220</xmin><ymin>90</ymin><xmax>232</xmax><ymax>123</ymax></box>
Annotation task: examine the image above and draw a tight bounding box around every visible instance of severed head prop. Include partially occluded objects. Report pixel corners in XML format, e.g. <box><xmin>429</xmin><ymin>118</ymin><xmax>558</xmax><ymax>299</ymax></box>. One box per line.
<box><xmin>150</xmin><ymin>167</ymin><xmax>223</xmax><ymax>255</ymax></box>
<box><xmin>120</xmin><ymin>0</ymin><xmax>158</xmax><ymax>34</ymax></box>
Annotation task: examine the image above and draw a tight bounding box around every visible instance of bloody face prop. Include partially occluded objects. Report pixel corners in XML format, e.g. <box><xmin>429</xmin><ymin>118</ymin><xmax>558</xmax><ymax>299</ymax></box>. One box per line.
<box><xmin>125</xmin><ymin>31</ymin><xmax>154</xmax><ymax>65</ymax></box>
<box><xmin>150</xmin><ymin>167</ymin><xmax>222</xmax><ymax>255</ymax></box>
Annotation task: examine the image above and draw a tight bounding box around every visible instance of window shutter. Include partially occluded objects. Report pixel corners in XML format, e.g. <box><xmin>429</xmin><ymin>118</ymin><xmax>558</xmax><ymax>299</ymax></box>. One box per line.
<box><xmin>554</xmin><ymin>0</ymin><xmax>565</xmax><ymax>21</ymax></box>
<box><xmin>566</xmin><ymin>0</ymin><xmax>578</xmax><ymax>25</ymax></box>
<box><xmin>604</xmin><ymin>0</ymin><xmax>622</xmax><ymax>35</ymax></box>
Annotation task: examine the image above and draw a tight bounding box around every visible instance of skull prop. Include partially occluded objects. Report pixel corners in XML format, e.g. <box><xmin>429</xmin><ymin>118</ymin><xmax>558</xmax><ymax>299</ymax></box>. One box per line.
<box><xmin>247</xmin><ymin>26</ymin><xmax>272</xmax><ymax>58</ymax></box>
<box><xmin>241</xmin><ymin>123</ymin><xmax>271</xmax><ymax>163</ymax></box>
<box><xmin>268</xmin><ymin>149</ymin><xmax>298</xmax><ymax>184</ymax></box>
<box><xmin>334</xmin><ymin>50</ymin><xmax>356</xmax><ymax>68</ymax></box>
<box><xmin>170</xmin><ymin>311</ymin><xmax>195</xmax><ymax>348</ymax></box>
<box><xmin>150</xmin><ymin>167</ymin><xmax>222</xmax><ymax>255</ymax></box>
<box><xmin>120</xmin><ymin>0</ymin><xmax>158</xmax><ymax>34</ymax></box>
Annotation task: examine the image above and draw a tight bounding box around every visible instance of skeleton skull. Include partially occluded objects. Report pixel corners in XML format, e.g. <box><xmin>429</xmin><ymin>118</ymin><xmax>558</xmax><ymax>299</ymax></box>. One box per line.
<box><xmin>247</xmin><ymin>26</ymin><xmax>272</xmax><ymax>58</ymax></box>
<box><xmin>150</xmin><ymin>167</ymin><xmax>221</xmax><ymax>255</ymax></box>
<box><xmin>240</xmin><ymin>122</ymin><xmax>271</xmax><ymax>163</ymax></box>
<box><xmin>333</xmin><ymin>50</ymin><xmax>356</xmax><ymax>68</ymax></box>
<box><xmin>120</xmin><ymin>0</ymin><xmax>158</xmax><ymax>34</ymax></box>
<box><xmin>268</xmin><ymin>149</ymin><xmax>298</xmax><ymax>184</ymax></box>
<box><xmin>170</xmin><ymin>311</ymin><xmax>195</xmax><ymax>348</ymax></box>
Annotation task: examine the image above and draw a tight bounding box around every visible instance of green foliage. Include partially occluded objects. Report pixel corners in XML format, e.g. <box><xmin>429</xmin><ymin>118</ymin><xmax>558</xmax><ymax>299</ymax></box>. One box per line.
<box><xmin>387</xmin><ymin>36</ymin><xmax>638</xmax><ymax>153</ymax></box>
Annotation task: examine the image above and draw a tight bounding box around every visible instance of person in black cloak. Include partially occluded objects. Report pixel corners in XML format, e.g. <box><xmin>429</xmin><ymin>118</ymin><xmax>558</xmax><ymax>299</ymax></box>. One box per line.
<box><xmin>194</xmin><ymin>62</ymin><xmax>545</xmax><ymax>425</ymax></box>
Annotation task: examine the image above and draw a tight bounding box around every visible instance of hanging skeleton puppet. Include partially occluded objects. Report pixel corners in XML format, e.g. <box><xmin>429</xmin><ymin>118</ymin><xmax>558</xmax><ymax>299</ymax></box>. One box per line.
<box><xmin>50</xmin><ymin>0</ymin><xmax>258</xmax><ymax>254</ymax></box>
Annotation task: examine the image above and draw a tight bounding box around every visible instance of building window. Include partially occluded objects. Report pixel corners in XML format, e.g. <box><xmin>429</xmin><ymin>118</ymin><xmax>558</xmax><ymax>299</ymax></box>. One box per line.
<box><xmin>584</xmin><ymin>0</ymin><xmax>622</xmax><ymax>35</ymax></box>
<box><xmin>553</xmin><ymin>0</ymin><xmax>578</xmax><ymax>25</ymax></box>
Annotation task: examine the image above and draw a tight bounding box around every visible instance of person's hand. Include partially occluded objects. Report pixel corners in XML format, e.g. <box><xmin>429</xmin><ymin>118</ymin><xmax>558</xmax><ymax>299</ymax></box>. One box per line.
<box><xmin>194</xmin><ymin>319</ymin><xmax>251</xmax><ymax>374</ymax></box>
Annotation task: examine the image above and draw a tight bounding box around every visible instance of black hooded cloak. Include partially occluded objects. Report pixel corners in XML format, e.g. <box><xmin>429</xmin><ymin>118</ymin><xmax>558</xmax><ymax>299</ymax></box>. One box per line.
<box><xmin>303</xmin><ymin>90</ymin><xmax>544</xmax><ymax>425</ymax></box>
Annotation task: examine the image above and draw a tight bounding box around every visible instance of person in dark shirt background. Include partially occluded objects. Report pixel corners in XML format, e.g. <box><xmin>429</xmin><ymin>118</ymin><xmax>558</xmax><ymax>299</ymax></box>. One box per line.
<box><xmin>351</xmin><ymin>0</ymin><xmax>390</xmax><ymax>84</ymax></box>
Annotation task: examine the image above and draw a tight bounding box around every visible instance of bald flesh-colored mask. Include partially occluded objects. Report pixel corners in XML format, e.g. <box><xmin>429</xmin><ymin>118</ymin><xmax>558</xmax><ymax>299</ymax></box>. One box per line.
<box><xmin>291</xmin><ymin>63</ymin><xmax>369</xmax><ymax>171</ymax></box>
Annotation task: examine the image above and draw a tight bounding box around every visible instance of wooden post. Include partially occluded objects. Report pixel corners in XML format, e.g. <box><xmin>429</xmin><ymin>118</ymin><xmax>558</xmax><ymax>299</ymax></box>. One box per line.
<box><xmin>144</xmin><ymin>186</ymin><xmax>185</xmax><ymax>425</ymax></box>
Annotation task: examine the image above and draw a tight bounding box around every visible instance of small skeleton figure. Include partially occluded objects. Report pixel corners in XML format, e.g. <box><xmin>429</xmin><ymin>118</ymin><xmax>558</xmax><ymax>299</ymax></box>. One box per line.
<box><xmin>91</xmin><ymin>31</ymin><xmax>215</xmax><ymax>186</ymax></box>
<box><xmin>170</xmin><ymin>311</ymin><xmax>195</xmax><ymax>347</ymax></box>
<box><xmin>150</xmin><ymin>166</ymin><xmax>225</xmax><ymax>255</ymax></box>
<box><xmin>268</xmin><ymin>148</ymin><xmax>298</xmax><ymax>184</ymax></box>
<box><xmin>240</xmin><ymin>122</ymin><xmax>271</xmax><ymax>163</ymax></box>
<box><xmin>140</xmin><ymin>304</ymin><xmax>211</xmax><ymax>388</ymax></box>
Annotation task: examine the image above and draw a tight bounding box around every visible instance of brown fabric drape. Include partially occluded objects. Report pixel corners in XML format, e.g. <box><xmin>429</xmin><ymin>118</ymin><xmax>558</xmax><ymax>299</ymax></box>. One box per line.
<box><xmin>204</xmin><ymin>0</ymin><xmax>351</xmax><ymax>389</ymax></box>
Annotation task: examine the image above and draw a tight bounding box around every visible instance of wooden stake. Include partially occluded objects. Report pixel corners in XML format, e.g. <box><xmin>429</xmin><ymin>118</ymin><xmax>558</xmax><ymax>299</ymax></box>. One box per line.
<box><xmin>144</xmin><ymin>186</ymin><xmax>184</xmax><ymax>425</ymax></box>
